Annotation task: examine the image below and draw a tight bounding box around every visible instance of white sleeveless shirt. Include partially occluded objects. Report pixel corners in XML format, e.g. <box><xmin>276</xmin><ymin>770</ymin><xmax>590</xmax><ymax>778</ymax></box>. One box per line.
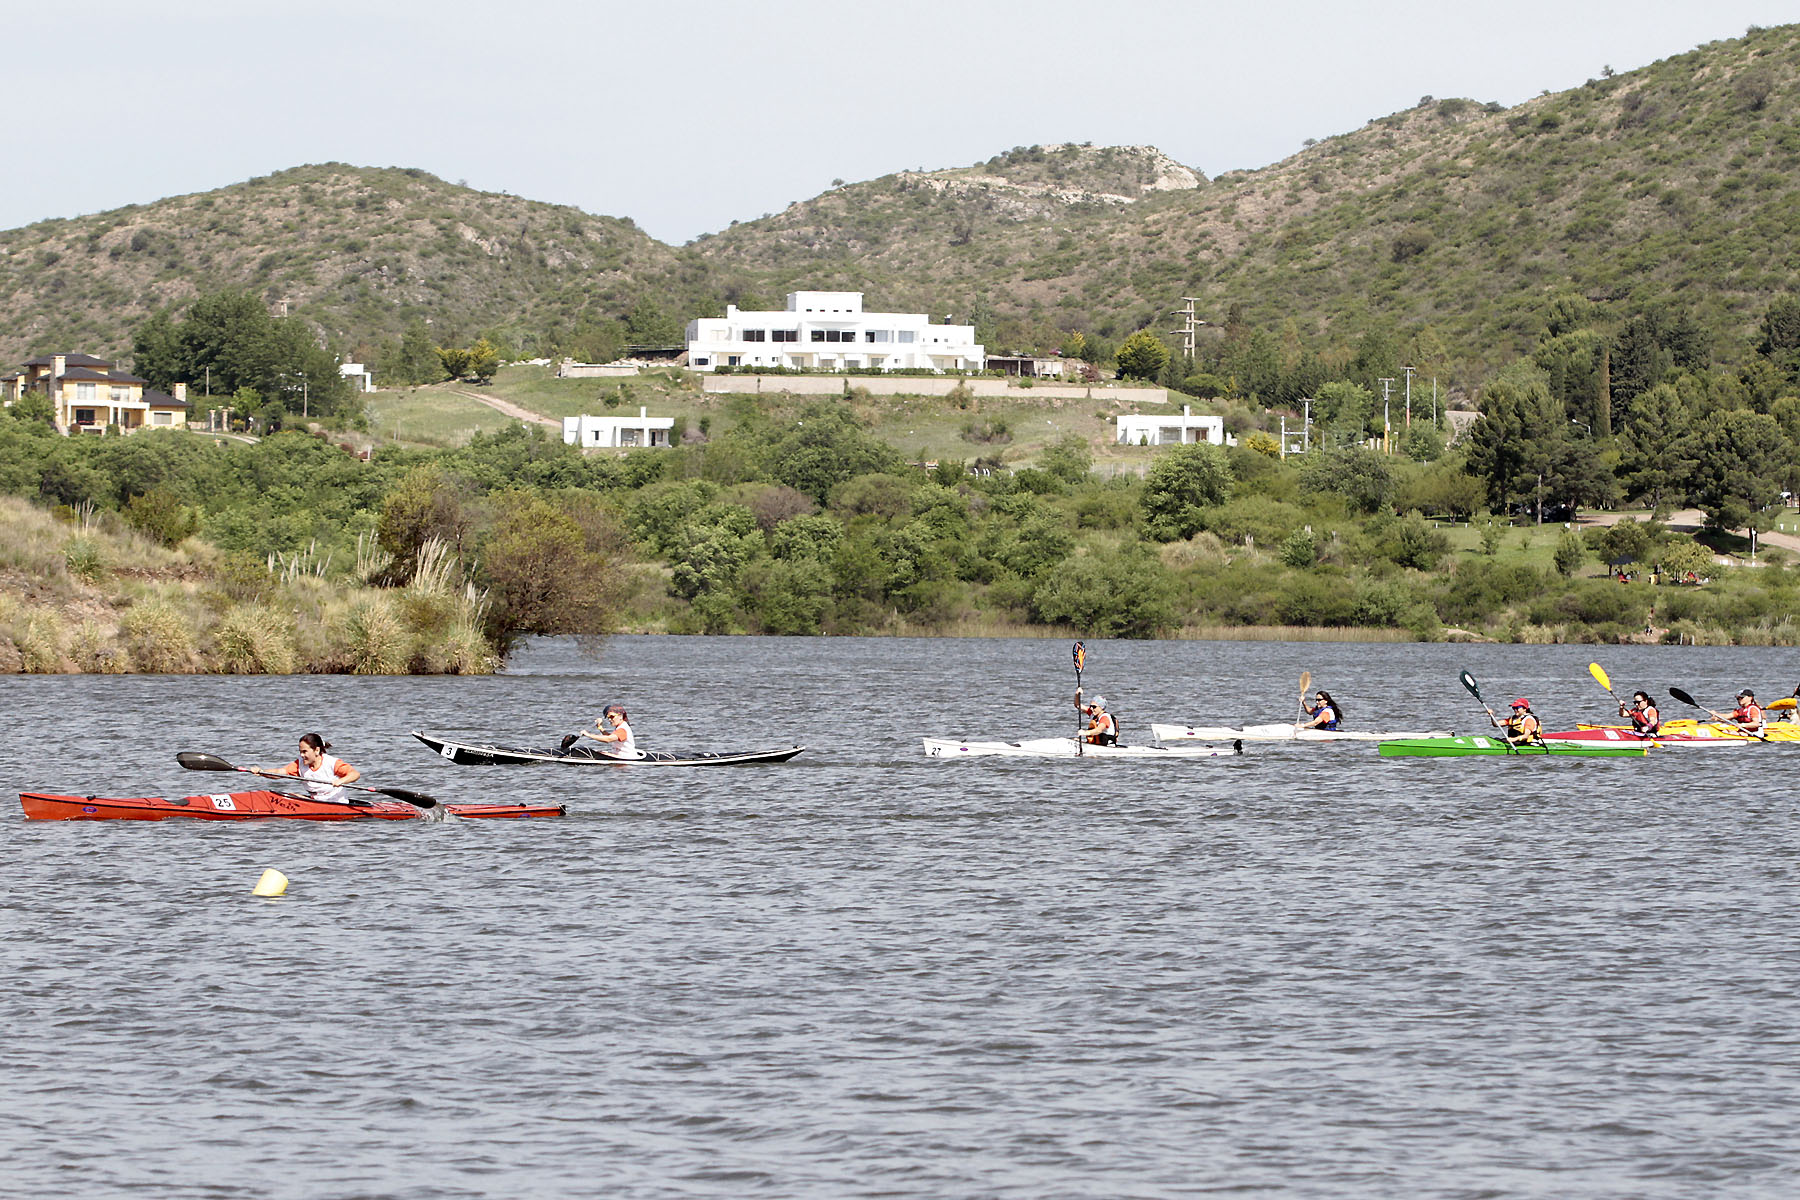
<box><xmin>296</xmin><ymin>753</ymin><xmax>352</xmax><ymax>804</ymax></box>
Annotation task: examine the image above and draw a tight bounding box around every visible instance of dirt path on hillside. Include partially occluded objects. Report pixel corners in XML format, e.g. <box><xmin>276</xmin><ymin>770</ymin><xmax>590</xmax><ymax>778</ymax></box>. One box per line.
<box><xmin>446</xmin><ymin>387</ymin><xmax>561</xmax><ymax>430</ymax></box>
<box><xmin>1578</xmin><ymin>509</ymin><xmax>1800</xmax><ymax>555</ymax></box>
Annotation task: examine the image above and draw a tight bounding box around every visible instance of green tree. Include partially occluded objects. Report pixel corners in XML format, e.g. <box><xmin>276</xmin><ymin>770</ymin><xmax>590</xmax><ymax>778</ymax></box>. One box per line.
<box><xmin>1139</xmin><ymin>442</ymin><xmax>1234</xmax><ymax>540</ymax></box>
<box><xmin>438</xmin><ymin>345</ymin><xmax>474</xmax><ymax>380</ymax></box>
<box><xmin>1037</xmin><ymin>434</ymin><xmax>1093</xmax><ymax>484</ymax></box>
<box><xmin>623</xmin><ymin>300</ymin><xmax>682</xmax><ymax>347</ymax></box>
<box><xmin>1465</xmin><ymin>365</ymin><xmax>1616</xmax><ymax>519</ymax></box>
<box><xmin>1299</xmin><ymin>445</ymin><xmax>1395</xmax><ymax>514</ymax></box>
<box><xmin>1553</xmin><ymin>530</ymin><xmax>1588</xmax><ymax>577</ymax></box>
<box><xmin>466</xmin><ymin>337</ymin><xmax>501</xmax><ymax>384</ymax></box>
<box><xmin>1031</xmin><ymin>546</ymin><xmax>1175</xmax><ymax>637</ymax></box>
<box><xmin>392</xmin><ymin>320</ymin><xmax>446</xmax><ymax>386</ymax></box>
<box><xmin>1688</xmin><ymin>409</ymin><xmax>1791</xmax><ymax>552</ymax></box>
<box><xmin>1616</xmin><ymin>383</ymin><xmax>1695</xmax><ymax>514</ymax></box>
<box><xmin>1114</xmin><ymin>330</ymin><xmax>1171</xmax><ymax>382</ymax></box>
<box><xmin>479</xmin><ymin>491</ymin><xmax>623</xmax><ymax>645</ymax></box>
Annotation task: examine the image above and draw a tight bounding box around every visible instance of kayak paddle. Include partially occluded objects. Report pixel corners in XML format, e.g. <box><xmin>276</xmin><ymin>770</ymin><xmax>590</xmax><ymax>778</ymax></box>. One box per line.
<box><xmin>1666</xmin><ymin>688</ymin><xmax>1768</xmax><ymax>741</ymax></box>
<box><xmin>1459</xmin><ymin>669</ymin><xmax>1516</xmax><ymax>754</ymax></box>
<box><xmin>176</xmin><ymin>751</ymin><xmax>444</xmax><ymax>808</ymax></box>
<box><xmin>1588</xmin><ymin>662</ymin><xmax>1618</xmax><ymax>703</ymax></box>
<box><xmin>1297</xmin><ymin>670</ymin><xmax>1312</xmax><ymax>722</ymax></box>
<box><xmin>1072</xmin><ymin>640</ymin><xmax>1086</xmax><ymax>757</ymax></box>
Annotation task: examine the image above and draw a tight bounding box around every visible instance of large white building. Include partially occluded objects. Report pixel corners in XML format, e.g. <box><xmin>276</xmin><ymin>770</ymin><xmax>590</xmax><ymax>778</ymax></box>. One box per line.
<box><xmin>685</xmin><ymin>291</ymin><xmax>984</xmax><ymax>373</ymax></box>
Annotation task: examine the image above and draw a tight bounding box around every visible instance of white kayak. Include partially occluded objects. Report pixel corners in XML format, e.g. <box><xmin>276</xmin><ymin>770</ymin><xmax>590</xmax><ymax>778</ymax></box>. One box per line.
<box><xmin>1151</xmin><ymin>723</ymin><xmax>1453</xmax><ymax>743</ymax></box>
<box><xmin>922</xmin><ymin>736</ymin><xmax>1242</xmax><ymax>759</ymax></box>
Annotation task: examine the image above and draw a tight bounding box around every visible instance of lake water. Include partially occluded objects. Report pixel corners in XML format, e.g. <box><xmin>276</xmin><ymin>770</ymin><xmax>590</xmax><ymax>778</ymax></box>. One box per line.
<box><xmin>4</xmin><ymin>636</ymin><xmax>1799</xmax><ymax>1199</ymax></box>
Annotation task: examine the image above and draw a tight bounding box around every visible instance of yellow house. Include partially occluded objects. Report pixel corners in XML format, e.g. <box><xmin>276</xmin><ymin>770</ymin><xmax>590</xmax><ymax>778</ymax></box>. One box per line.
<box><xmin>1</xmin><ymin>353</ymin><xmax>191</xmax><ymax>435</ymax></box>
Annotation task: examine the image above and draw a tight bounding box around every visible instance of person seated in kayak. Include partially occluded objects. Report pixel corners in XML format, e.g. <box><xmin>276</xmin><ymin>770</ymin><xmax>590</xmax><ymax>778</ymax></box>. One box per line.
<box><xmin>1730</xmin><ymin>689</ymin><xmax>1764</xmax><ymax>734</ymax></box>
<box><xmin>1078</xmin><ymin>697</ymin><xmax>1119</xmax><ymax>745</ymax></box>
<box><xmin>1619</xmin><ymin>691</ymin><xmax>1660</xmax><ymax>737</ymax></box>
<box><xmin>580</xmin><ymin>703</ymin><xmax>642</xmax><ymax>757</ymax></box>
<box><xmin>1493</xmin><ymin>698</ymin><xmax>1543</xmax><ymax>746</ymax></box>
<box><xmin>264</xmin><ymin>733</ymin><xmax>360</xmax><ymax>804</ymax></box>
<box><xmin>1298</xmin><ymin>690</ymin><xmax>1341</xmax><ymax>731</ymax></box>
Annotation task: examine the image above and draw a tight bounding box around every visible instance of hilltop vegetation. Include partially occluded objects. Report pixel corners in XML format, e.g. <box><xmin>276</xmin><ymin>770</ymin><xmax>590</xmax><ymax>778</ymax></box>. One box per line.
<box><xmin>4</xmin><ymin>26</ymin><xmax>1800</xmax><ymax>397</ymax></box>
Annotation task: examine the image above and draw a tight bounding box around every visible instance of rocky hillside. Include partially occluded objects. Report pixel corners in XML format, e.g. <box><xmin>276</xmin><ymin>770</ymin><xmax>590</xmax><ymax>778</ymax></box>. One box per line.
<box><xmin>3</xmin><ymin>23</ymin><xmax>1799</xmax><ymax>386</ymax></box>
<box><xmin>0</xmin><ymin>165</ymin><xmax>694</xmax><ymax>365</ymax></box>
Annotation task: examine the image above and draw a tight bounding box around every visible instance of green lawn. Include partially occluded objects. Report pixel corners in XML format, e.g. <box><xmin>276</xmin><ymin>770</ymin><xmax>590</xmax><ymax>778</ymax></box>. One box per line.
<box><xmin>362</xmin><ymin>388</ymin><xmax>522</xmax><ymax>448</ymax></box>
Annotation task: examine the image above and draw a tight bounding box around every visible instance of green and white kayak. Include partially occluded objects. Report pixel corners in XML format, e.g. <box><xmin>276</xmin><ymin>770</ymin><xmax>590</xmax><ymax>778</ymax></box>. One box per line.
<box><xmin>1378</xmin><ymin>735</ymin><xmax>1650</xmax><ymax>758</ymax></box>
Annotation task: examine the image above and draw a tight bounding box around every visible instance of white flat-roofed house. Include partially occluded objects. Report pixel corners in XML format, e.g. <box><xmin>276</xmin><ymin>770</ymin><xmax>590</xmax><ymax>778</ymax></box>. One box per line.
<box><xmin>563</xmin><ymin>407</ymin><xmax>676</xmax><ymax>449</ymax></box>
<box><xmin>1116</xmin><ymin>405</ymin><xmax>1235</xmax><ymax>447</ymax></box>
<box><xmin>685</xmin><ymin>291</ymin><xmax>984</xmax><ymax>373</ymax></box>
<box><xmin>339</xmin><ymin>361</ymin><xmax>374</xmax><ymax>392</ymax></box>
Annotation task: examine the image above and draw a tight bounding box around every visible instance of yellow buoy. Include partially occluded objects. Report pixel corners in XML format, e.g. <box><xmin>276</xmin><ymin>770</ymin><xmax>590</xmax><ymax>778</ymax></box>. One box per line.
<box><xmin>252</xmin><ymin>868</ymin><xmax>289</xmax><ymax>897</ymax></box>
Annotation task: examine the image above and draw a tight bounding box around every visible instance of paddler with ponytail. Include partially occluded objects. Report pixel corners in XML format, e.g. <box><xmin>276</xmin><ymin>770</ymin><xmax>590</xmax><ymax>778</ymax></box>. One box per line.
<box><xmin>1619</xmin><ymin>691</ymin><xmax>1660</xmax><ymax>737</ymax></box>
<box><xmin>1493</xmin><ymin>697</ymin><xmax>1544</xmax><ymax>748</ymax></box>
<box><xmin>260</xmin><ymin>733</ymin><xmax>361</xmax><ymax>805</ymax></box>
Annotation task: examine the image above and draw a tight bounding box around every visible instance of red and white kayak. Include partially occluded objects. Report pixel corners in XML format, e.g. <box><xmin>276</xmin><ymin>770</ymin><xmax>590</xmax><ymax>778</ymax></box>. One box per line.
<box><xmin>19</xmin><ymin>789</ymin><xmax>566</xmax><ymax>821</ymax></box>
<box><xmin>1541</xmin><ymin>728</ymin><xmax>1748</xmax><ymax>749</ymax></box>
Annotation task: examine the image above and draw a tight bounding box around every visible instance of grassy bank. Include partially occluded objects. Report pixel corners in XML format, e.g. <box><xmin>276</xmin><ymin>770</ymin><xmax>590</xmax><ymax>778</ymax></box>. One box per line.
<box><xmin>0</xmin><ymin>497</ymin><xmax>496</xmax><ymax>674</ymax></box>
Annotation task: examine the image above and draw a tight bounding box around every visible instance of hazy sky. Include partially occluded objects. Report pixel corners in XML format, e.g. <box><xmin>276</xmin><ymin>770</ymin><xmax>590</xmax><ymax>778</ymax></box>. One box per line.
<box><xmin>7</xmin><ymin>1</ymin><xmax>1792</xmax><ymax>245</ymax></box>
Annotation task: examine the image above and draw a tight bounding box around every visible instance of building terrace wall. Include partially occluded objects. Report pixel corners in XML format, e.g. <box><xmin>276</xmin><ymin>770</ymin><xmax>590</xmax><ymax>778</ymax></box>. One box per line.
<box><xmin>702</xmin><ymin>376</ymin><xmax>1168</xmax><ymax>403</ymax></box>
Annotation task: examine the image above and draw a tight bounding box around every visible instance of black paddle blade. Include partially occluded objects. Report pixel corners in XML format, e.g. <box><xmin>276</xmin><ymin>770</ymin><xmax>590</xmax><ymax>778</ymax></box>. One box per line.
<box><xmin>176</xmin><ymin>751</ymin><xmax>237</xmax><ymax>772</ymax></box>
<box><xmin>1669</xmin><ymin>687</ymin><xmax>1699</xmax><ymax>708</ymax></box>
<box><xmin>373</xmin><ymin>787</ymin><xmax>439</xmax><ymax>810</ymax></box>
<box><xmin>1458</xmin><ymin>671</ymin><xmax>1482</xmax><ymax>700</ymax></box>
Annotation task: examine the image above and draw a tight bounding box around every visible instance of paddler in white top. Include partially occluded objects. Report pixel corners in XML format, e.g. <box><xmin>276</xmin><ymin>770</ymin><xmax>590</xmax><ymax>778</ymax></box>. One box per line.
<box><xmin>581</xmin><ymin>703</ymin><xmax>642</xmax><ymax>758</ymax></box>
<box><xmin>1078</xmin><ymin>697</ymin><xmax>1118</xmax><ymax>745</ymax></box>
<box><xmin>266</xmin><ymin>733</ymin><xmax>361</xmax><ymax>803</ymax></box>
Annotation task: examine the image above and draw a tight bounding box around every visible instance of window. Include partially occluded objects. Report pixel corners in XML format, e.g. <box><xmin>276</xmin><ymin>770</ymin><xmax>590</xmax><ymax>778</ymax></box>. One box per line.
<box><xmin>771</xmin><ymin>329</ymin><xmax>797</xmax><ymax>342</ymax></box>
<box><xmin>743</xmin><ymin>330</ymin><xmax>766</xmax><ymax>342</ymax></box>
<box><xmin>693</xmin><ymin>357</ymin><xmax>709</xmax><ymax>366</ymax></box>
<box><xmin>898</xmin><ymin>331</ymin><xmax>916</xmax><ymax>343</ymax></box>
<box><xmin>811</xmin><ymin>330</ymin><xmax>825</xmax><ymax>342</ymax></box>
<box><xmin>75</xmin><ymin>408</ymin><xmax>96</xmax><ymax>425</ymax></box>
<box><xmin>813</xmin><ymin>330</ymin><xmax>853</xmax><ymax>343</ymax></box>
<box><xmin>76</xmin><ymin>382</ymin><xmax>96</xmax><ymax>401</ymax></box>
<box><xmin>865</xmin><ymin>330</ymin><xmax>890</xmax><ymax>343</ymax></box>
<box><xmin>152</xmin><ymin>411</ymin><xmax>172</xmax><ymax>426</ymax></box>
<box><xmin>111</xmin><ymin>386</ymin><xmax>130</xmax><ymax>403</ymax></box>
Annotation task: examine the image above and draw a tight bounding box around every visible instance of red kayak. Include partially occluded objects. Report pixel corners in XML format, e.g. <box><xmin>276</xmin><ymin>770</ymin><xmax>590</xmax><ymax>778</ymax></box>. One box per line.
<box><xmin>1540</xmin><ymin>727</ymin><xmax>1747</xmax><ymax>749</ymax></box>
<box><xmin>19</xmin><ymin>789</ymin><xmax>566</xmax><ymax>821</ymax></box>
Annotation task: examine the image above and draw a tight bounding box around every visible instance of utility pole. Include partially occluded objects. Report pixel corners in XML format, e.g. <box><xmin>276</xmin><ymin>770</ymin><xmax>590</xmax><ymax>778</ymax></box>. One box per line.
<box><xmin>1169</xmin><ymin>298</ymin><xmax>1209</xmax><ymax>360</ymax></box>
<box><xmin>1432</xmin><ymin>377</ymin><xmax>1439</xmax><ymax>428</ymax></box>
<box><xmin>1378</xmin><ymin>377</ymin><xmax>1396</xmax><ymax>453</ymax></box>
<box><xmin>1402</xmin><ymin>365</ymin><xmax>1415</xmax><ymax>427</ymax></box>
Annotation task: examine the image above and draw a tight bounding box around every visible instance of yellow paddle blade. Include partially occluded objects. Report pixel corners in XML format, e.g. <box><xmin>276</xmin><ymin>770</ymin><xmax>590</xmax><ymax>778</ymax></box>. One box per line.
<box><xmin>1298</xmin><ymin>670</ymin><xmax>1312</xmax><ymax>699</ymax></box>
<box><xmin>1588</xmin><ymin>662</ymin><xmax>1611</xmax><ymax>693</ymax></box>
<box><xmin>1769</xmin><ymin>697</ymin><xmax>1798</xmax><ymax>711</ymax></box>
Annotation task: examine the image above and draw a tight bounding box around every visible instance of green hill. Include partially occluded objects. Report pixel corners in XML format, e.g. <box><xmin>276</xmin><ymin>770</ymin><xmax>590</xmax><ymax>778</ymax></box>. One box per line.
<box><xmin>4</xmin><ymin>23</ymin><xmax>1799</xmax><ymax>389</ymax></box>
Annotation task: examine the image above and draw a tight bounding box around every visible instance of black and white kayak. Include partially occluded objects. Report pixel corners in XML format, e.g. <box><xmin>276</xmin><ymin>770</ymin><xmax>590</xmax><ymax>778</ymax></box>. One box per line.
<box><xmin>1151</xmin><ymin>722</ymin><xmax>1452</xmax><ymax>744</ymax></box>
<box><xmin>922</xmin><ymin>736</ymin><xmax>1242</xmax><ymax>759</ymax></box>
<box><xmin>413</xmin><ymin>731</ymin><xmax>805</xmax><ymax>767</ymax></box>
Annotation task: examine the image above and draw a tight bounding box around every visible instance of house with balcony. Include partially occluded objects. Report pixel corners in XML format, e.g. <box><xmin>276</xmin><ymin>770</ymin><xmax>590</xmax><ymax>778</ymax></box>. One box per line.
<box><xmin>1116</xmin><ymin>405</ymin><xmax>1235</xmax><ymax>448</ymax></box>
<box><xmin>562</xmin><ymin>407</ymin><xmax>676</xmax><ymax>449</ymax></box>
<box><xmin>685</xmin><ymin>291</ymin><xmax>984</xmax><ymax>373</ymax></box>
<box><xmin>2</xmin><ymin>353</ymin><xmax>191</xmax><ymax>435</ymax></box>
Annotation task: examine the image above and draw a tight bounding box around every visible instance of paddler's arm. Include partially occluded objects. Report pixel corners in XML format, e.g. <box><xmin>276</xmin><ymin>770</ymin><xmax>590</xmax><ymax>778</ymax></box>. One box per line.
<box><xmin>334</xmin><ymin>760</ymin><xmax>361</xmax><ymax>785</ymax></box>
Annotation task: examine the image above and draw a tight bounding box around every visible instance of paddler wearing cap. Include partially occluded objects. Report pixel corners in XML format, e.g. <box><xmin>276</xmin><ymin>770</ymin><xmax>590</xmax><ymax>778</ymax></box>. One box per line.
<box><xmin>580</xmin><ymin>702</ymin><xmax>642</xmax><ymax>757</ymax></box>
<box><xmin>1078</xmin><ymin>696</ymin><xmax>1119</xmax><ymax>745</ymax></box>
<box><xmin>1492</xmin><ymin>696</ymin><xmax>1543</xmax><ymax>747</ymax></box>
<box><xmin>1729</xmin><ymin>689</ymin><xmax>1765</xmax><ymax>735</ymax></box>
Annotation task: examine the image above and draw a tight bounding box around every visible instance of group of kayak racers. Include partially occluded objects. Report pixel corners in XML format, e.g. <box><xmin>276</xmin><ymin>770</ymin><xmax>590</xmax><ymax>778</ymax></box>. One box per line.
<box><xmin>264</xmin><ymin>682</ymin><xmax>1791</xmax><ymax>802</ymax></box>
<box><xmin>1492</xmin><ymin>687</ymin><xmax>1774</xmax><ymax>747</ymax></box>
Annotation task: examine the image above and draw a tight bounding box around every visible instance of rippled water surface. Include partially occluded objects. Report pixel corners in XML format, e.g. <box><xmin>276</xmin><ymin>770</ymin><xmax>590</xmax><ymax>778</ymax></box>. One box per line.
<box><xmin>5</xmin><ymin>637</ymin><xmax>1800</xmax><ymax>1199</ymax></box>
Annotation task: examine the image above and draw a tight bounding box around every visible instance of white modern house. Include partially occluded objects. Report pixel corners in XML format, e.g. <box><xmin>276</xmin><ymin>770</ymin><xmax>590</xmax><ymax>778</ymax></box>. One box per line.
<box><xmin>685</xmin><ymin>291</ymin><xmax>984</xmax><ymax>373</ymax></box>
<box><xmin>339</xmin><ymin>361</ymin><xmax>374</xmax><ymax>392</ymax></box>
<box><xmin>563</xmin><ymin>407</ymin><xmax>676</xmax><ymax>449</ymax></box>
<box><xmin>1116</xmin><ymin>405</ymin><xmax>1235</xmax><ymax>447</ymax></box>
